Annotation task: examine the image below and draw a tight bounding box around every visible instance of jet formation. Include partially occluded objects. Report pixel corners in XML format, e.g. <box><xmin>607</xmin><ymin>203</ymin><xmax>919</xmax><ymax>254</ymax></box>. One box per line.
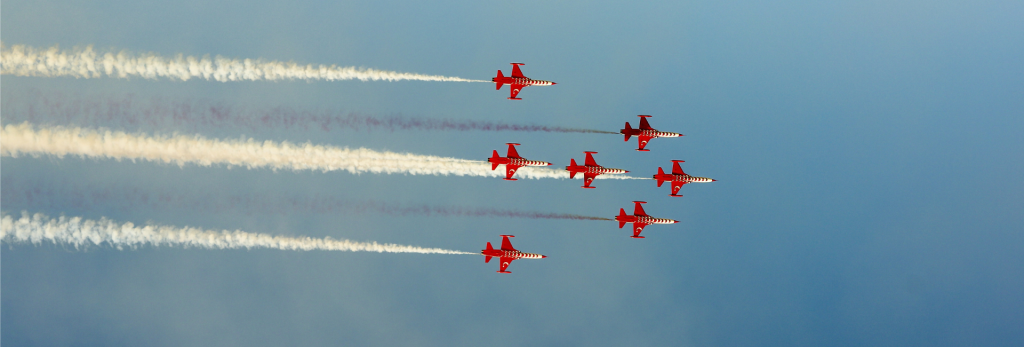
<box><xmin>478</xmin><ymin>64</ymin><xmax>715</xmax><ymax>272</ymax></box>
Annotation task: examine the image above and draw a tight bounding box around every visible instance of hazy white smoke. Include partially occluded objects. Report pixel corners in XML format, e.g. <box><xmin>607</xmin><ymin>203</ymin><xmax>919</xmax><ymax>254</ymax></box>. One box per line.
<box><xmin>1</xmin><ymin>43</ymin><xmax>487</xmax><ymax>83</ymax></box>
<box><xmin>1</xmin><ymin>211</ymin><xmax>475</xmax><ymax>254</ymax></box>
<box><xmin>0</xmin><ymin>123</ymin><xmax>642</xmax><ymax>180</ymax></box>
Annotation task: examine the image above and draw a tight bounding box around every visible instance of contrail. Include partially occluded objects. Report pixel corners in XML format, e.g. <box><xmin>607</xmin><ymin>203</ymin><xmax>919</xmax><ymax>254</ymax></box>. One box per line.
<box><xmin>0</xmin><ymin>180</ymin><xmax>614</xmax><ymax>221</ymax></box>
<box><xmin>1</xmin><ymin>211</ymin><xmax>475</xmax><ymax>254</ymax></box>
<box><xmin>0</xmin><ymin>122</ymin><xmax>645</xmax><ymax>180</ymax></box>
<box><xmin>1</xmin><ymin>43</ymin><xmax>487</xmax><ymax>83</ymax></box>
<box><xmin>4</xmin><ymin>91</ymin><xmax>618</xmax><ymax>134</ymax></box>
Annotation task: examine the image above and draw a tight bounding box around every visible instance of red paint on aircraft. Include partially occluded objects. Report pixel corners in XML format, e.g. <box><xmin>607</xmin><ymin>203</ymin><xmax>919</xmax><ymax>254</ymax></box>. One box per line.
<box><xmin>564</xmin><ymin>151</ymin><xmax>629</xmax><ymax>189</ymax></box>
<box><xmin>653</xmin><ymin>160</ymin><xmax>716</xmax><ymax>197</ymax></box>
<box><xmin>620</xmin><ymin>115</ymin><xmax>683</xmax><ymax>151</ymax></box>
<box><xmin>614</xmin><ymin>201</ymin><xmax>679</xmax><ymax>239</ymax></box>
<box><xmin>487</xmin><ymin>143</ymin><xmax>552</xmax><ymax>181</ymax></box>
<box><xmin>492</xmin><ymin>63</ymin><xmax>556</xmax><ymax>100</ymax></box>
<box><xmin>482</xmin><ymin>235</ymin><xmax>546</xmax><ymax>273</ymax></box>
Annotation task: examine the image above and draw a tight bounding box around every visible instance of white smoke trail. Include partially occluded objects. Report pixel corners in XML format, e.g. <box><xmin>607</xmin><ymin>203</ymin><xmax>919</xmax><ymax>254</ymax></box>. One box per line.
<box><xmin>1</xmin><ymin>43</ymin><xmax>487</xmax><ymax>83</ymax></box>
<box><xmin>1</xmin><ymin>211</ymin><xmax>475</xmax><ymax>254</ymax></box>
<box><xmin>0</xmin><ymin>123</ymin><xmax>644</xmax><ymax>180</ymax></box>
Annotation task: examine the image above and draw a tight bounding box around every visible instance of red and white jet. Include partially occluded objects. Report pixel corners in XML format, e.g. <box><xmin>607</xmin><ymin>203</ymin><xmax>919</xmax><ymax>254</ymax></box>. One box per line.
<box><xmin>492</xmin><ymin>63</ymin><xmax>556</xmax><ymax>100</ymax></box>
<box><xmin>482</xmin><ymin>235</ymin><xmax>546</xmax><ymax>273</ymax></box>
<box><xmin>654</xmin><ymin>160</ymin><xmax>716</xmax><ymax>197</ymax></box>
<box><xmin>615</xmin><ymin>201</ymin><xmax>679</xmax><ymax>239</ymax></box>
<box><xmin>488</xmin><ymin>143</ymin><xmax>552</xmax><ymax>181</ymax></box>
<box><xmin>565</xmin><ymin>151</ymin><xmax>629</xmax><ymax>189</ymax></box>
<box><xmin>620</xmin><ymin>115</ymin><xmax>683</xmax><ymax>151</ymax></box>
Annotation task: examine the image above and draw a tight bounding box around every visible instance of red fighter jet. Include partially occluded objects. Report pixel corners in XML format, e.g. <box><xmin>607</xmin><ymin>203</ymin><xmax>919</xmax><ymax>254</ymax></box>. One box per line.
<box><xmin>654</xmin><ymin>160</ymin><xmax>716</xmax><ymax>197</ymax></box>
<box><xmin>615</xmin><ymin>201</ymin><xmax>679</xmax><ymax>239</ymax></box>
<box><xmin>565</xmin><ymin>151</ymin><xmax>629</xmax><ymax>189</ymax></box>
<box><xmin>492</xmin><ymin>63</ymin><xmax>556</xmax><ymax>100</ymax></box>
<box><xmin>620</xmin><ymin>115</ymin><xmax>683</xmax><ymax>151</ymax></box>
<box><xmin>488</xmin><ymin>143</ymin><xmax>552</xmax><ymax>181</ymax></box>
<box><xmin>482</xmin><ymin>235</ymin><xmax>546</xmax><ymax>273</ymax></box>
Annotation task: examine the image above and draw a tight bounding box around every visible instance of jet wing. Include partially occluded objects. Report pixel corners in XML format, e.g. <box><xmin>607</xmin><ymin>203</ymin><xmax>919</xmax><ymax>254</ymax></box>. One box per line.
<box><xmin>506</xmin><ymin>144</ymin><xmax>521</xmax><ymax>158</ymax></box>
<box><xmin>671</xmin><ymin>181</ymin><xmax>689</xmax><ymax>196</ymax></box>
<box><xmin>504</xmin><ymin>164</ymin><xmax>522</xmax><ymax>180</ymax></box>
<box><xmin>511</xmin><ymin>63</ymin><xmax>525</xmax><ymax>78</ymax></box>
<box><xmin>509</xmin><ymin>84</ymin><xmax>526</xmax><ymax>99</ymax></box>
<box><xmin>583</xmin><ymin>172</ymin><xmax>598</xmax><ymax>188</ymax></box>
<box><xmin>584</xmin><ymin>152</ymin><xmax>599</xmax><ymax>167</ymax></box>
<box><xmin>498</xmin><ymin>257</ymin><xmax>515</xmax><ymax>273</ymax></box>
<box><xmin>500</xmin><ymin>236</ymin><xmax>516</xmax><ymax>251</ymax></box>
<box><xmin>672</xmin><ymin>161</ymin><xmax>687</xmax><ymax>175</ymax></box>
<box><xmin>638</xmin><ymin>116</ymin><xmax>653</xmax><ymax>130</ymax></box>
<box><xmin>637</xmin><ymin>135</ymin><xmax>654</xmax><ymax>151</ymax></box>
<box><xmin>631</xmin><ymin>223</ymin><xmax>648</xmax><ymax>238</ymax></box>
<box><xmin>633</xmin><ymin>202</ymin><xmax>648</xmax><ymax>216</ymax></box>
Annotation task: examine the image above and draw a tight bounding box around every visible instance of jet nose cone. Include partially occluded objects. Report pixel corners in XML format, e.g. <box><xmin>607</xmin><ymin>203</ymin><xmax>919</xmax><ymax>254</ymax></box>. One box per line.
<box><xmin>542</xmin><ymin>255</ymin><xmax>548</xmax><ymax>258</ymax></box>
<box><xmin>673</xmin><ymin>220</ymin><xmax>679</xmax><ymax>224</ymax></box>
<box><xmin>712</xmin><ymin>179</ymin><xmax>717</xmax><ymax>182</ymax></box>
<box><xmin>551</xmin><ymin>82</ymin><xmax>557</xmax><ymax>85</ymax></box>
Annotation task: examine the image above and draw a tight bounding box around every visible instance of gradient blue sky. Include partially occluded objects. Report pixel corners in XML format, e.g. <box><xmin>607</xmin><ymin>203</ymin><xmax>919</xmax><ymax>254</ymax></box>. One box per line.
<box><xmin>3</xmin><ymin>0</ymin><xmax>1023</xmax><ymax>346</ymax></box>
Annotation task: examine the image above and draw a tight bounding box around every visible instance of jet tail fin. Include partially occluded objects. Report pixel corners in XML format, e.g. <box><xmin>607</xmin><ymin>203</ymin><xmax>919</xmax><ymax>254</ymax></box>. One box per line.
<box><xmin>623</xmin><ymin>122</ymin><xmax>633</xmax><ymax>141</ymax></box>
<box><xmin>486</xmin><ymin>242</ymin><xmax>494</xmax><ymax>251</ymax></box>
<box><xmin>490</xmin><ymin>150</ymin><xmax>500</xmax><ymax>170</ymax></box>
<box><xmin>656</xmin><ymin>167</ymin><xmax>666</xmax><ymax>187</ymax></box>
<box><xmin>568</xmin><ymin>158</ymin><xmax>578</xmax><ymax>179</ymax></box>
<box><xmin>485</xmin><ymin>255</ymin><xmax>493</xmax><ymax>263</ymax></box>
<box><xmin>495</xmin><ymin>70</ymin><xmax>505</xmax><ymax>90</ymax></box>
<box><xmin>617</xmin><ymin>208</ymin><xmax>628</xmax><ymax>228</ymax></box>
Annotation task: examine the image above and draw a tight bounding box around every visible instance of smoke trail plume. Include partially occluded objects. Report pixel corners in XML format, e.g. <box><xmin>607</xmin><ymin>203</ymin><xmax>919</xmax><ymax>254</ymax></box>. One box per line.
<box><xmin>4</xmin><ymin>91</ymin><xmax>618</xmax><ymax>134</ymax></box>
<box><xmin>1</xmin><ymin>179</ymin><xmax>614</xmax><ymax>221</ymax></box>
<box><xmin>1</xmin><ymin>211</ymin><xmax>474</xmax><ymax>254</ymax></box>
<box><xmin>1</xmin><ymin>123</ymin><xmax>644</xmax><ymax>180</ymax></box>
<box><xmin>1</xmin><ymin>43</ymin><xmax>487</xmax><ymax>83</ymax></box>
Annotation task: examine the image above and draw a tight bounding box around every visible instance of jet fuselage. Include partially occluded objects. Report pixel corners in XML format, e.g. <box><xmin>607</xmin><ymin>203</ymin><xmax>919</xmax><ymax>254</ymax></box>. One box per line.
<box><xmin>653</xmin><ymin>173</ymin><xmax>715</xmax><ymax>184</ymax></box>
<box><xmin>491</xmin><ymin>76</ymin><xmax>556</xmax><ymax>87</ymax></box>
<box><xmin>614</xmin><ymin>215</ymin><xmax>678</xmax><ymax>225</ymax></box>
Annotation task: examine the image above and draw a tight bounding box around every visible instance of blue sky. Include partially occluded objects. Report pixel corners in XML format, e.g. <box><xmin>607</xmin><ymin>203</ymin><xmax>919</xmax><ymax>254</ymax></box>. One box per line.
<box><xmin>3</xmin><ymin>0</ymin><xmax>1023</xmax><ymax>346</ymax></box>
